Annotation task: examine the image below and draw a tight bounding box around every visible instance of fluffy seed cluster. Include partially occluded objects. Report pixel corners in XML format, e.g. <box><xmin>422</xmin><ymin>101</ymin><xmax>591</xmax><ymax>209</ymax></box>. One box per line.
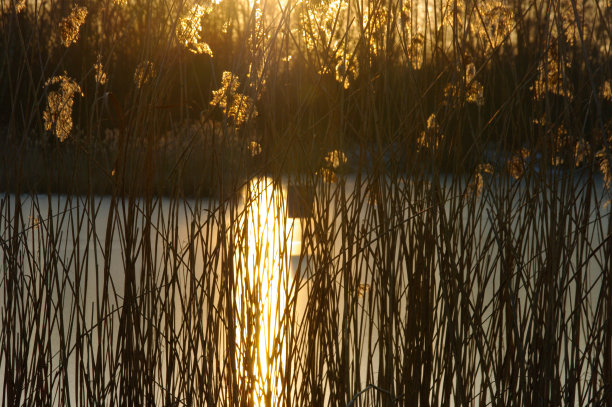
<box><xmin>506</xmin><ymin>148</ymin><xmax>530</xmax><ymax>179</ymax></box>
<box><xmin>176</xmin><ymin>4</ymin><xmax>214</xmax><ymax>56</ymax></box>
<box><xmin>43</xmin><ymin>75</ymin><xmax>83</xmax><ymax>142</ymax></box>
<box><xmin>473</xmin><ymin>1</ymin><xmax>514</xmax><ymax>51</ymax></box>
<box><xmin>445</xmin><ymin>63</ymin><xmax>485</xmax><ymax>106</ymax></box>
<box><xmin>94</xmin><ymin>55</ymin><xmax>107</xmax><ymax>85</ymax></box>
<box><xmin>600</xmin><ymin>80</ymin><xmax>612</xmax><ymax>101</ymax></box>
<box><xmin>417</xmin><ymin>114</ymin><xmax>444</xmax><ymax>151</ymax></box>
<box><xmin>471</xmin><ymin>163</ymin><xmax>494</xmax><ymax>195</ymax></box>
<box><xmin>59</xmin><ymin>6</ymin><xmax>88</xmax><ymax>47</ymax></box>
<box><xmin>248</xmin><ymin>141</ymin><xmax>262</xmax><ymax>156</ymax></box>
<box><xmin>210</xmin><ymin>71</ymin><xmax>257</xmax><ymax>127</ymax></box>
<box><xmin>531</xmin><ymin>47</ymin><xmax>573</xmax><ymax>101</ymax></box>
<box><xmin>324</xmin><ymin>149</ymin><xmax>347</xmax><ymax>169</ymax></box>
<box><xmin>134</xmin><ymin>60</ymin><xmax>156</xmax><ymax>88</ymax></box>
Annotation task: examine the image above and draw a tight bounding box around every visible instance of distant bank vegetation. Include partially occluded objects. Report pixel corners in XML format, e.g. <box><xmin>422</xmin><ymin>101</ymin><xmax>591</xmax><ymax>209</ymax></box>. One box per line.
<box><xmin>1</xmin><ymin>0</ymin><xmax>612</xmax><ymax>193</ymax></box>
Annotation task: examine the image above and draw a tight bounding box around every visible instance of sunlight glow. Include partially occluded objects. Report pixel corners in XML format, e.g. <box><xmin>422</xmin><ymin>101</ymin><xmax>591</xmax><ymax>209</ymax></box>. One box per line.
<box><xmin>235</xmin><ymin>178</ymin><xmax>291</xmax><ymax>406</ymax></box>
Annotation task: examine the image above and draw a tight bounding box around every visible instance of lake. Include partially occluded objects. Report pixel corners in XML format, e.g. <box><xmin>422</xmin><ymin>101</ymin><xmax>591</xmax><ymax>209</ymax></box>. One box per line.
<box><xmin>1</xmin><ymin>172</ymin><xmax>610</xmax><ymax>405</ymax></box>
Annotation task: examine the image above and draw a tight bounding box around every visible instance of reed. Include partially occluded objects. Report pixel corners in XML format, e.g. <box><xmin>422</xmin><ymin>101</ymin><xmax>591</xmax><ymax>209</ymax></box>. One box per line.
<box><xmin>1</xmin><ymin>0</ymin><xmax>612</xmax><ymax>405</ymax></box>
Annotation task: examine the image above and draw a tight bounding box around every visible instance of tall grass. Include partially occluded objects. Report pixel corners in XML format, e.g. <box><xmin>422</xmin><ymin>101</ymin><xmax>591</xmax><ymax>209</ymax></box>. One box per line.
<box><xmin>1</xmin><ymin>0</ymin><xmax>612</xmax><ymax>405</ymax></box>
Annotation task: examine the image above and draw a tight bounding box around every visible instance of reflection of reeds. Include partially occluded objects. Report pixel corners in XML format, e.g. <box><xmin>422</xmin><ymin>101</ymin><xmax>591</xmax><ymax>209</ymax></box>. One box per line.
<box><xmin>2</xmin><ymin>0</ymin><xmax>612</xmax><ymax>404</ymax></box>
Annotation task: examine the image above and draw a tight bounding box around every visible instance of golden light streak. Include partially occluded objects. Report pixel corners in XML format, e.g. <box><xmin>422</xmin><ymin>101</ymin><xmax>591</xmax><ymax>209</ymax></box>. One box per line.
<box><xmin>235</xmin><ymin>177</ymin><xmax>291</xmax><ymax>406</ymax></box>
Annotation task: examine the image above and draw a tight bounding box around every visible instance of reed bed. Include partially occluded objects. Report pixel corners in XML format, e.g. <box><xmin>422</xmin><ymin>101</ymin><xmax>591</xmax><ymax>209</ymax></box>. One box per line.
<box><xmin>1</xmin><ymin>164</ymin><xmax>610</xmax><ymax>406</ymax></box>
<box><xmin>2</xmin><ymin>0</ymin><xmax>612</xmax><ymax>405</ymax></box>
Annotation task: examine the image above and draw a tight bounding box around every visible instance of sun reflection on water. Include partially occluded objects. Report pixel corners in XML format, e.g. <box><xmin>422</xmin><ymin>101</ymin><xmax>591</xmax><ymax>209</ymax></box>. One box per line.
<box><xmin>235</xmin><ymin>177</ymin><xmax>292</xmax><ymax>406</ymax></box>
